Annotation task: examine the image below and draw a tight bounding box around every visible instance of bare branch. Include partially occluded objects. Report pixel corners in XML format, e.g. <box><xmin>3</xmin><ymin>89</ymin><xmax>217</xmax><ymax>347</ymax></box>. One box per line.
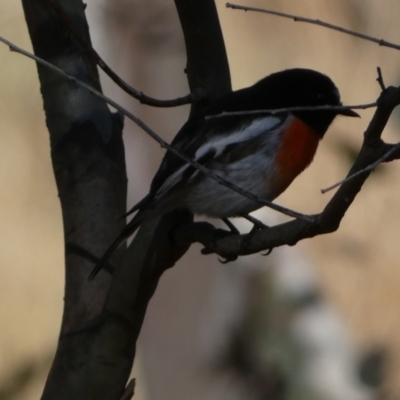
<box><xmin>47</xmin><ymin>0</ymin><xmax>204</xmax><ymax>107</ymax></box>
<box><xmin>0</xmin><ymin>35</ymin><xmax>312</xmax><ymax>222</ymax></box>
<box><xmin>321</xmin><ymin>141</ymin><xmax>400</xmax><ymax>193</ymax></box>
<box><xmin>206</xmin><ymin>103</ymin><xmax>376</xmax><ymax>120</ymax></box>
<box><xmin>226</xmin><ymin>3</ymin><xmax>400</xmax><ymax>52</ymax></box>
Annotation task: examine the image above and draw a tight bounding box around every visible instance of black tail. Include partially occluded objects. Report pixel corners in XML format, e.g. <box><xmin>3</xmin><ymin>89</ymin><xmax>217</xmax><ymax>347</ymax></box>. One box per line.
<box><xmin>88</xmin><ymin>212</ymin><xmax>145</xmax><ymax>280</ymax></box>
<box><xmin>122</xmin><ymin>194</ymin><xmax>152</xmax><ymax>219</ymax></box>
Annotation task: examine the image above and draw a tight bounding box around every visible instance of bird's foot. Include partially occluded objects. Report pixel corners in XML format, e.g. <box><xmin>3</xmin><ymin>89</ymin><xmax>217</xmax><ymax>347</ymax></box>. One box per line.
<box><xmin>239</xmin><ymin>214</ymin><xmax>269</xmax><ymax>251</ymax></box>
<box><xmin>261</xmin><ymin>248</ymin><xmax>273</xmax><ymax>256</ymax></box>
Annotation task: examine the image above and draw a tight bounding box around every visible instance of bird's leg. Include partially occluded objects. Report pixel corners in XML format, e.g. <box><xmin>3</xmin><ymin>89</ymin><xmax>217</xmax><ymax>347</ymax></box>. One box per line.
<box><xmin>216</xmin><ymin>216</ymin><xmax>272</xmax><ymax>263</ymax></box>
<box><xmin>240</xmin><ymin>214</ymin><xmax>271</xmax><ymax>254</ymax></box>
<box><xmin>216</xmin><ymin>218</ymin><xmax>240</xmax><ymax>263</ymax></box>
<box><xmin>241</xmin><ymin>214</ymin><xmax>269</xmax><ymax>232</ymax></box>
<box><xmin>221</xmin><ymin>217</ymin><xmax>240</xmax><ymax>234</ymax></box>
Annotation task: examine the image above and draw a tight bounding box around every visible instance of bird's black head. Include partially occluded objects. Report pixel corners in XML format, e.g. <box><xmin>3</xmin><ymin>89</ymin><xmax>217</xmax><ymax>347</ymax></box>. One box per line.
<box><xmin>252</xmin><ymin>68</ymin><xmax>359</xmax><ymax>136</ymax></box>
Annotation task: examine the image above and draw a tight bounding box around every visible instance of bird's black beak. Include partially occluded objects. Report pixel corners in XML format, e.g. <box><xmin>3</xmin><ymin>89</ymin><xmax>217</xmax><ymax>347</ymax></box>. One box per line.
<box><xmin>338</xmin><ymin>107</ymin><xmax>360</xmax><ymax>118</ymax></box>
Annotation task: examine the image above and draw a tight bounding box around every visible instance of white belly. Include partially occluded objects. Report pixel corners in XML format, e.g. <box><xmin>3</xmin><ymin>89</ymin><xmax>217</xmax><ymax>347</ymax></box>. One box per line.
<box><xmin>182</xmin><ymin>153</ymin><xmax>277</xmax><ymax>218</ymax></box>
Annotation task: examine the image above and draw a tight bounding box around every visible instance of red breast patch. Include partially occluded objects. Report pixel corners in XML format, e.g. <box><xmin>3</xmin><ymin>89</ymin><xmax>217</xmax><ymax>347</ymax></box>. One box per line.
<box><xmin>270</xmin><ymin>117</ymin><xmax>320</xmax><ymax>197</ymax></box>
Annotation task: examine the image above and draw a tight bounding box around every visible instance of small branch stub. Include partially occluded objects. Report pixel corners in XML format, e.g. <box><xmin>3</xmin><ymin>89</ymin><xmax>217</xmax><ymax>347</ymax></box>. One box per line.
<box><xmin>377</xmin><ymin>67</ymin><xmax>386</xmax><ymax>91</ymax></box>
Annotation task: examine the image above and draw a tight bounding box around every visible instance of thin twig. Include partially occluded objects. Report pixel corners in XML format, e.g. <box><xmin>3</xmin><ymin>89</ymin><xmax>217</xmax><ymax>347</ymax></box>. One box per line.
<box><xmin>321</xmin><ymin>142</ymin><xmax>400</xmax><ymax>193</ymax></box>
<box><xmin>47</xmin><ymin>0</ymin><xmax>204</xmax><ymax>107</ymax></box>
<box><xmin>226</xmin><ymin>3</ymin><xmax>400</xmax><ymax>52</ymax></box>
<box><xmin>0</xmin><ymin>36</ymin><xmax>312</xmax><ymax>222</ymax></box>
<box><xmin>376</xmin><ymin>67</ymin><xmax>386</xmax><ymax>91</ymax></box>
<box><xmin>206</xmin><ymin>103</ymin><xmax>375</xmax><ymax>120</ymax></box>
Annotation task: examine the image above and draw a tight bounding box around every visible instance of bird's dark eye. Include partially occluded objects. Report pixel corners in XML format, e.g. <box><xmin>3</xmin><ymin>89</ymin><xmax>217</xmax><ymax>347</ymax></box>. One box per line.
<box><xmin>315</xmin><ymin>93</ymin><xmax>327</xmax><ymax>102</ymax></box>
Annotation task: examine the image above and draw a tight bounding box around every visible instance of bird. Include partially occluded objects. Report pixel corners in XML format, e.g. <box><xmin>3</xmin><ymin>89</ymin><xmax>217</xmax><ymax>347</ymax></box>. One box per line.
<box><xmin>89</xmin><ymin>68</ymin><xmax>359</xmax><ymax>279</ymax></box>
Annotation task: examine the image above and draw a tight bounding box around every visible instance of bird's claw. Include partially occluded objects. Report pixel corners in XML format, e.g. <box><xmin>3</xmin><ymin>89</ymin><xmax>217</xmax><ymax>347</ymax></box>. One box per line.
<box><xmin>218</xmin><ymin>255</ymin><xmax>238</xmax><ymax>264</ymax></box>
<box><xmin>261</xmin><ymin>248</ymin><xmax>273</xmax><ymax>256</ymax></box>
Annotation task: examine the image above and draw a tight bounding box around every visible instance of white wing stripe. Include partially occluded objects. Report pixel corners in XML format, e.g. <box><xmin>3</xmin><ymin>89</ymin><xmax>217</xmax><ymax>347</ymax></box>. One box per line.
<box><xmin>194</xmin><ymin>116</ymin><xmax>282</xmax><ymax>159</ymax></box>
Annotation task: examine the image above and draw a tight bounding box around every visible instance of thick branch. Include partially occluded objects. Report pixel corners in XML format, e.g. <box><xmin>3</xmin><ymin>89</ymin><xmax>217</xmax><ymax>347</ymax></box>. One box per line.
<box><xmin>96</xmin><ymin>3</ymin><xmax>233</xmax><ymax>394</ymax></box>
<box><xmin>175</xmin><ymin>0</ymin><xmax>232</xmax><ymax>114</ymax></box>
<box><xmin>20</xmin><ymin>1</ymin><xmax>129</xmax><ymax>399</ymax></box>
<box><xmin>110</xmin><ymin>0</ymin><xmax>233</xmax><ymax>356</ymax></box>
<box><xmin>69</xmin><ymin>1</ymin><xmax>232</xmax><ymax>398</ymax></box>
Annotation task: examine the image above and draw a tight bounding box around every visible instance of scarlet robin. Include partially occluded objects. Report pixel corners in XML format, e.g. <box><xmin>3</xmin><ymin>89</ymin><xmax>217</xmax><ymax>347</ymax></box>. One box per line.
<box><xmin>90</xmin><ymin>68</ymin><xmax>358</xmax><ymax>279</ymax></box>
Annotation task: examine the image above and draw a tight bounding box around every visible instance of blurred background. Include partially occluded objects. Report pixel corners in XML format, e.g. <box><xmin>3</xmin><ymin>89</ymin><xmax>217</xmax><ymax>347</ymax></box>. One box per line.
<box><xmin>1</xmin><ymin>0</ymin><xmax>400</xmax><ymax>399</ymax></box>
